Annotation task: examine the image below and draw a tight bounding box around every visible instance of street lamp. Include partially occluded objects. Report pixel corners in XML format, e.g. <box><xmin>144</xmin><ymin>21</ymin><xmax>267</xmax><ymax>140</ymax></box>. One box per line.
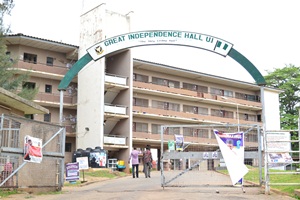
<box><xmin>221</xmin><ymin>96</ymin><xmax>240</xmax><ymax>132</ymax></box>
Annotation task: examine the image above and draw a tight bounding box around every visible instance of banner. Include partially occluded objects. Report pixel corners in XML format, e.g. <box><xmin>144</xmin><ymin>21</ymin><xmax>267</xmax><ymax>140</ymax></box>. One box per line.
<box><xmin>214</xmin><ymin>130</ymin><xmax>248</xmax><ymax>185</ymax></box>
<box><xmin>174</xmin><ymin>134</ymin><xmax>184</xmax><ymax>151</ymax></box>
<box><xmin>23</xmin><ymin>135</ymin><xmax>43</xmax><ymax>163</ymax></box>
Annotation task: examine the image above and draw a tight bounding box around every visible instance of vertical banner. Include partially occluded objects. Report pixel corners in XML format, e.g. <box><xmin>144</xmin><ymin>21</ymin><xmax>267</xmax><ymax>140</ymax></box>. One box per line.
<box><xmin>65</xmin><ymin>162</ymin><xmax>80</xmax><ymax>182</ymax></box>
<box><xmin>24</xmin><ymin>135</ymin><xmax>43</xmax><ymax>163</ymax></box>
<box><xmin>174</xmin><ymin>134</ymin><xmax>184</xmax><ymax>151</ymax></box>
<box><xmin>214</xmin><ymin>130</ymin><xmax>248</xmax><ymax>185</ymax></box>
<box><xmin>168</xmin><ymin>140</ymin><xmax>175</xmax><ymax>151</ymax></box>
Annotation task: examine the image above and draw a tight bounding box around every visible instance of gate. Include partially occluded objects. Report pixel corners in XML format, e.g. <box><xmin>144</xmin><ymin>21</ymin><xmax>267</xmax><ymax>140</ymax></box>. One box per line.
<box><xmin>160</xmin><ymin>124</ymin><xmax>263</xmax><ymax>191</ymax></box>
<box><xmin>0</xmin><ymin>114</ymin><xmax>65</xmax><ymax>193</ymax></box>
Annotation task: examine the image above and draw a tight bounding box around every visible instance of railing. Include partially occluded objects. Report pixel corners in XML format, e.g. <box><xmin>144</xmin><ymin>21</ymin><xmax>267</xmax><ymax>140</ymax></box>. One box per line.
<box><xmin>133</xmin><ymin>105</ymin><xmax>261</xmax><ymax>125</ymax></box>
<box><xmin>104</xmin><ymin>135</ymin><xmax>127</xmax><ymax>145</ymax></box>
<box><xmin>133</xmin><ymin>81</ymin><xmax>261</xmax><ymax>108</ymax></box>
<box><xmin>35</xmin><ymin>92</ymin><xmax>77</xmax><ymax>105</ymax></box>
<box><xmin>104</xmin><ymin>104</ymin><xmax>127</xmax><ymax>115</ymax></box>
<box><xmin>105</xmin><ymin>73</ymin><xmax>128</xmax><ymax>85</ymax></box>
<box><xmin>14</xmin><ymin>60</ymin><xmax>69</xmax><ymax>76</ymax></box>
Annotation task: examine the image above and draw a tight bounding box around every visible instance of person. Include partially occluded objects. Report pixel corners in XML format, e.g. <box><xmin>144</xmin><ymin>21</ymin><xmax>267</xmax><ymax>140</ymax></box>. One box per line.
<box><xmin>142</xmin><ymin>145</ymin><xmax>153</xmax><ymax>178</ymax></box>
<box><xmin>128</xmin><ymin>147</ymin><xmax>139</xmax><ymax>178</ymax></box>
<box><xmin>24</xmin><ymin>138</ymin><xmax>32</xmax><ymax>161</ymax></box>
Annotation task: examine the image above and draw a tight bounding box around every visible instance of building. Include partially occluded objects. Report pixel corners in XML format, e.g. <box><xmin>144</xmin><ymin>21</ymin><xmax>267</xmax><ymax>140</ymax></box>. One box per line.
<box><xmin>3</xmin><ymin>6</ymin><xmax>281</xmax><ymax>170</ymax></box>
<box><xmin>5</xmin><ymin>34</ymin><xmax>78</xmax><ymax>162</ymax></box>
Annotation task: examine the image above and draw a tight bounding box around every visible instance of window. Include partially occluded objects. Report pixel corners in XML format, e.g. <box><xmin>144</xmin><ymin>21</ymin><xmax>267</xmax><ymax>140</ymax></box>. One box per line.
<box><xmin>211</xmin><ymin>109</ymin><xmax>233</xmax><ymax>118</ymax></box>
<box><xmin>151</xmin><ymin>124</ymin><xmax>162</xmax><ymax>134</ymax></box>
<box><xmin>133</xmin><ymin>122</ymin><xmax>148</xmax><ymax>133</ymax></box>
<box><xmin>182</xmin><ymin>83</ymin><xmax>208</xmax><ymax>93</ymax></box>
<box><xmin>45</xmin><ymin>84</ymin><xmax>52</xmax><ymax>93</ymax></box>
<box><xmin>23</xmin><ymin>53</ymin><xmax>37</xmax><ymax>64</ymax></box>
<box><xmin>165</xmin><ymin>127</ymin><xmax>180</xmax><ymax>135</ymax></box>
<box><xmin>46</xmin><ymin>57</ymin><xmax>54</xmax><ymax>66</ymax></box>
<box><xmin>65</xmin><ymin>143</ymin><xmax>72</xmax><ymax>152</ymax></box>
<box><xmin>23</xmin><ymin>82</ymin><xmax>36</xmax><ymax>89</ymax></box>
<box><xmin>133</xmin><ymin>98</ymin><xmax>148</xmax><ymax>107</ymax></box>
<box><xmin>152</xmin><ymin>101</ymin><xmax>180</xmax><ymax>111</ymax></box>
<box><xmin>236</xmin><ymin>92</ymin><xmax>260</xmax><ymax>102</ymax></box>
<box><xmin>133</xmin><ymin>73</ymin><xmax>148</xmax><ymax>82</ymax></box>
<box><xmin>24</xmin><ymin>114</ymin><xmax>34</xmax><ymax>120</ymax></box>
<box><xmin>152</xmin><ymin>77</ymin><xmax>180</xmax><ymax>88</ymax></box>
<box><xmin>44</xmin><ymin>113</ymin><xmax>51</xmax><ymax>122</ymax></box>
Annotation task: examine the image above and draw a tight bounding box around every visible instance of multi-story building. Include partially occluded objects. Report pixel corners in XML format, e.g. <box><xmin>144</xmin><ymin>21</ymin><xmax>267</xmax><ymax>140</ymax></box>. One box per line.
<box><xmin>5</xmin><ymin>34</ymin><xmax>79</xmax><ymax>162</ymax></box>
<box><xmin>4</xmin><ymin>2</ymin><xmax>281</xmax><ymax>171</ymax></box>
<box><xmin>4</xmin><ymin>33</ymin><xmax>281</xmax><ymax>170</ymax></box>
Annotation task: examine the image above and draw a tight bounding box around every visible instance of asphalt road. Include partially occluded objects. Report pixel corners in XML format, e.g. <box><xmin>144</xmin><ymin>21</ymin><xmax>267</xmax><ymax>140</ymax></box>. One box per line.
<box><xmin>8</xmin><ymin>170</ymin><xmax>294</xmax><ymax>200</ymax></box>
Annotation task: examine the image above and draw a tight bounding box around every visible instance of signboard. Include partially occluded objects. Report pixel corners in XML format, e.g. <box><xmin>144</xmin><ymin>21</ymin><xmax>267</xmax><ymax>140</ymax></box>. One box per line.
<box><xmin>23</xmin><ymin>135</ymin><xmax>43</xmax><ymax>163</ymax></box>
<box><xmin>87</xmin><ymin>30</ymin><xmax>233</xmax><ymax>61</ymax></box>
<box><xmin>266</xmin><ymin>131</ymin><xmax>293</xmax><ymax>168</ymax></box>
<box><xmin>76</xmin><ymin>157</ymin><xmax>89</xmax><ymax>170</ymax></box>
<box><xmin>65</xmin><ymin>162</ymin><xmax>79</xmax><ymax>182</ymax></box>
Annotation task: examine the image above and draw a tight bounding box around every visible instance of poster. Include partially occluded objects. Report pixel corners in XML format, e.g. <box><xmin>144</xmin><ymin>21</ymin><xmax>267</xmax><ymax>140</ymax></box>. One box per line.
<box><xmin>168</xmin><ymin>140</ymin><xmax>175</xmax><ymax>151</ymax></box>
<box><xmin>76</xmin><ymin>157</ymin><xmax>89</xmax><ymax>170</ymax></box>
<box><xmin>65</xmin><ymin>162</ymin><xmax>79</xmax><ymax>182</ymax></box>
<box><xmin>174</xmin><ymin>134</ymin><xmax>184</xmax><ymax>151</ymax></box>
<box><xmin>23</xmin><ymin>135</ymin><xmax>43</xmax><ymax>163</ymax></box>
<box><xmin>214</xmin><ymin>129</ymin><xmax>248</xmax><ymax>185</ymax></box>
<box><xmin>266</xmin><ymin>132</ymin><xmax>293</xmax><ymax>168</ymax></box>
<box><xmin>90</xmin><ymin>151</ymin><xmax>107</xmax><ymax>168</ymax></box>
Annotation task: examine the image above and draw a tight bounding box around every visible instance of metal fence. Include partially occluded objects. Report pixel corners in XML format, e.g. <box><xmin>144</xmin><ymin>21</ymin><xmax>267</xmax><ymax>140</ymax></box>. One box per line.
<box><xmin>160</xmin><ymin>124</ymin><xmax>263</xmax><ymax>191</ymax></box>
<box><xmin>0</xmin><ymin>114</ymin><xmax>65</xmax><ymax>193</ymax></box>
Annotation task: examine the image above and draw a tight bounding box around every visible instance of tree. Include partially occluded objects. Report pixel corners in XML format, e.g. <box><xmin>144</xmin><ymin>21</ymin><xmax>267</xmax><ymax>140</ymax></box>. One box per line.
<box><xmin>0</xmin><ymin>0</ymin><xmax>38</xmax><ymax>100</ymax></box>
<box><xmin>264</xmin><ymin>64</ymin><xmax>300</xmax><ymax>150</ymax></box>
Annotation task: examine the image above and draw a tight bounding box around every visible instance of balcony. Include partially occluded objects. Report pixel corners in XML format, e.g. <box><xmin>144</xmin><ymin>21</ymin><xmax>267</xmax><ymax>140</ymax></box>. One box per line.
<box><xmin>14</xmin><ymin>60</ymin><xmax>72</xmax><ymax>80</ymax></box>
<box><xmin>105</xmin><ymin>73</ymin><xmax>127</xmax><ymax>86</ymax></box>
<box><xmin>34</xmin><ymin>92</ymin><xmax>77</xmax><ymax>108</ymax></box>
<box><xmin>133</xmin><ymin>106</ymin><xmax>262</xmax><ymax>125</ymax></box>
<box><xmin>104</xmin><ymin>104</ymin><xmax>129</xmax><ymax>120</ymax></box>
<box><xmin>103</xmin><ymin>135</ymin><xmax>128</xmax><ymax>150</ymax></box>
<box><xmin>133</xmin><ymin>81</ymin><xmax>261</xmax><ymax>111</ymax></box>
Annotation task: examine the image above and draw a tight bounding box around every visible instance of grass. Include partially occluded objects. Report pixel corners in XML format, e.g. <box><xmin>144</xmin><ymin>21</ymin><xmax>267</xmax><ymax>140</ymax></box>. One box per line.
<box><xmin>218</xmin><ymin>165</ymin><xmax>300</xmax><ymax>198</ymax></box>
<box><xmin>0</xmin><ymin>189</ymin><xmax>19</xmax><ymax>198</ymax></box>
<box><xmin>64</xmin><ymin>169</ymin><xmax>128</xmax><ymax>186</ymax></box>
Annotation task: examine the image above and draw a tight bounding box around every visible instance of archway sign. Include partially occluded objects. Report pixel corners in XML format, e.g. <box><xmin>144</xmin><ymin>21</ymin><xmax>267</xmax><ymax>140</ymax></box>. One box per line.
<box><xmin>58</xmin><ymin>30</ymin><xmax>266</xmax><ymax>90</ymax></box>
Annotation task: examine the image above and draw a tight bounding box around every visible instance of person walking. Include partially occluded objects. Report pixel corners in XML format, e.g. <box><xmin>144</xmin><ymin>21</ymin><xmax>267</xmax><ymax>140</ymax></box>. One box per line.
<box><xmin>143</xmin><ymin>145</ymin><xmax>153</xmax><ymax>178</ymax></box>
<box><xmin>128</xmin><ymin>147</ymin><xmax>139</xmax><ymax>178</ymax></box>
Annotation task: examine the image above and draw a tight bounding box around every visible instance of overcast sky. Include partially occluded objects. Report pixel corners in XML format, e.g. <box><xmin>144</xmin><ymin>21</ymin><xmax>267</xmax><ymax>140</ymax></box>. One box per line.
<box><xmin>6</xmin><ymin>0</ymin><xmax>300</xmax><ymax>83</ymax></box>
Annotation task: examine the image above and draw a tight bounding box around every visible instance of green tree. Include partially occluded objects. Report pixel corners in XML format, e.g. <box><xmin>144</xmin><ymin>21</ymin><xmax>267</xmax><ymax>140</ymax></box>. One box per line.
<box><xmin>0</xmin><ymin>0</ymin><xmax>38</xmax><ymax>100</ymax></box>
<box><xmin>264</xmin><ymin>64</ymin><xmax>300</xmax><ymax>150</ymax></box>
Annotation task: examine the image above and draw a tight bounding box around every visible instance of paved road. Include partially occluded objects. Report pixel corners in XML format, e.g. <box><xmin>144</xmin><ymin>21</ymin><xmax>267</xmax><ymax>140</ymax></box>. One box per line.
<box><xmin>8</xmin><ymin>171</ymin><xmax>294</xmax><ymax>200</ymax></box>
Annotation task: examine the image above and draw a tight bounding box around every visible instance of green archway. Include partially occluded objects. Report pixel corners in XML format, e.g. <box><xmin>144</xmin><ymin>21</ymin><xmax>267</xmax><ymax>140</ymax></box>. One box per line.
<box><xmin>58</xmin><ymin>30</ymin><xmax>266</xmax><ymax>90</ymax></box>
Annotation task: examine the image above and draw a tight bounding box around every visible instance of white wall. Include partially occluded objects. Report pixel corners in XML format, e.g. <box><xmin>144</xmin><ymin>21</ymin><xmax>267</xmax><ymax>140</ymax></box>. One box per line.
<box><xmin>263</xmin><ymin>87</ymin><xmax>281</xmax><ymax>130</ymax></box>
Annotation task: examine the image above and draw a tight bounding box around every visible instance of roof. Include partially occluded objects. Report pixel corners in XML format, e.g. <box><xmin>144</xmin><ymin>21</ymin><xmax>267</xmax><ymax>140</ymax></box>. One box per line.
<box><xmin>0</xmin><ymin>87</ymin><xmax>49</xmax><ymax>114</ymax></box>
<box><xmin>4</xmin><ymin>33</ymin><xmax>79</xmax><ymax>60</ymax></box>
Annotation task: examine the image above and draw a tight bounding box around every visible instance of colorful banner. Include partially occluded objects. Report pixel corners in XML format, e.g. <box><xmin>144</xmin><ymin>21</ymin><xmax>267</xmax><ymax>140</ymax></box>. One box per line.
<box><xmin>90</xmin><ymin>151</ymin><xmax>107</xmax><ymax>168</ymax></box>
<box><xmin>65</xmin><ymin>162</ymin><xmax>79</xmax><ymax>182</ymax></box>
<box><xmin>214</xmin><ymin>130</ymin><xmax>248</xmax><ymax>185</ymax></box>
<box><xmin>174</xmin><ymin>134</ymin><xmax>184</xmax><ymax>151</ymax></box>
<box><xmin>23</xmin><ymin>135</ymin><xmax>43</xmax><ymax>163</ymax></box>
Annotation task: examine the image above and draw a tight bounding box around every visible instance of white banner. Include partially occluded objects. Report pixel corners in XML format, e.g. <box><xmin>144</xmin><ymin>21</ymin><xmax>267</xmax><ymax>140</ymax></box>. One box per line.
<box><xmin>214</xmin><ymin>130</ymin><xmax>248</xmax><ymax>185</ymax></box>
<box><xmin>87</xmin><ymin>30</ymin><xmax>233</xmax><ymax>61</ymax></box>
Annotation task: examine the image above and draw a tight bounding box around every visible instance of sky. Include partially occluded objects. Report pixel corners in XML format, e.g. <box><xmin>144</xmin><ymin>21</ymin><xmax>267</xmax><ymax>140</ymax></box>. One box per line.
<box><xmin>6</xmin><ymin>0</ymin><xmax>300</xmax><ymax>83</ymax></box>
